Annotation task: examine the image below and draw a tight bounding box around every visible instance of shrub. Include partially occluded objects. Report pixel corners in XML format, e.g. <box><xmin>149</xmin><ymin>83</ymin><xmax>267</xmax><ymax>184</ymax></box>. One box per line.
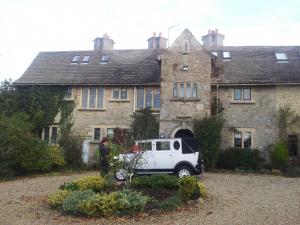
<box><xmin>74</xmin><ymin>176</ymin><xmax>106</xmax><ymax>192</ymax></box>
<box><xmin>216</xmin><ymin>148</ymin><xmax>265</xmax><ymax>170</ymax></box>
<box><xmin>271</xmin><ymin>142</ymin><xmax>289</xmax><ymax>170</ymax></box>
<box><xmin>79</xmin><ymin>192</ymin><xmax>118</xmax><ymax>217</ymax></box>
<box><xmin>193</xmin><ymin>116</ymin><xmax>224</xmax><ymax>170</ymax></box>
<box><xmin>48</xmin><ymin>190</ymin><xmax>71</xmax><ymax>208</ymax></box>
<box><xmin>197</xmin><ymin>182</ymin><xmax>207</xmax><ymax>198</ymax></box>
<box><xmin>284</xmin><ymin>166</ymin><xmax>300</xmax><ymax>177</ymax></box>
<box><xmin>60</xmin><ymin>182</ymin><xmax>80</xmax><ymax>191</ymax></box>
<box><xmin>59</xmin><ymin>133</ymin><xmax>83</xmax><ymax>168</ymax></box>
<box><xmin>115</xmin><ymin>189</ymin><xmax>150</xmax><ymax>215</ymax></box>
<box><xmin>62</xmin><ymin>189</ymin><xmax>95</xmax><ymax>215</ymax></box>
<box><xmin>178</xmin><ymin>176</ymin><xmax>202</xmax><ymax>201</ymax></box>
<box><xmin>131</xmin><ymin>174</ymin><xmax>179</xmax><ymax>190</ymax></box>
<box><xmin>157</xmin><ymin>195</ymin><xmax>182</xmax><ymax>211</ymax></box>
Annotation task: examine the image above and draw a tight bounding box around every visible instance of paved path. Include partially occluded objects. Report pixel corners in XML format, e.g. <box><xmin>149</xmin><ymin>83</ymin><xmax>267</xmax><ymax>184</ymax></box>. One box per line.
<box><xmin>0</xmin><ymin>172</ymin><xmax>299</xmax><ymax>225</ymax></box>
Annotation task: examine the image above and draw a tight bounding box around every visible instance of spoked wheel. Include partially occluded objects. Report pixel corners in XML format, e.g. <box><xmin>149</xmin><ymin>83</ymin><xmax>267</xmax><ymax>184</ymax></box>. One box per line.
<box><xmin>115</xmin><ymin>169</ymin><xmax>127</xmax><ymax>181</ymax></box>
<box><xmin>177</xmin><ymin>166</ymin><xmax>192</xmax><ymax>179</ymax></box>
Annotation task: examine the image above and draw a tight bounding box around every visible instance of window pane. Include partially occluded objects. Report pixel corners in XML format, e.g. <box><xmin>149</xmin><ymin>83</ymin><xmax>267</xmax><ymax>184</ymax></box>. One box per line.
<box><xmin>65</xmin><ymin>87</ymin><xmax>72</xmax><ymax>99</ymax></box>
<box><xmin>107</xmin><ymin>128</ymin><xmax>114</xmax><ymax>137</ymax></box>
<box><xmin>100</xmin><ymin>54</ymin><xmax>109</xmax><ymax>62</ymax></box>
<box><xmin>94</xmin><ymin>128</ymin><xmax>101</xmax><ymax>141</ymax></box>
<box><xmin>113</xmin><ymin>89</ymin><xmax>120</xmax><ymax>99</ymax></box>
<box><xmin>81</xmin><ymin>55</ymin><xmax>91</xmax><ymax>63</ymax></box>
<box><xmin>153</xmin><ymin>89</ymin><xmax>160</xmax><ymax>108</ymax></box>
<box><xmin>89</xmin><ymin>88</ymin><xmax>96</xmax><ymax>108</ymax></box>
<box><xmin>288</xmin><ymin>135</ymin><xmax>298</xmax><ymax>156</ymax></box>
<box><xmin>243</xmin><ymin>88</ymin><xmax>251</xmax><ymax>100</ymax></box>
<box><xmin>138</xmin><ymin>142</ymin><xmax>152</xmax><ymax>151</ymax></box>
<box><xmin>223</xmin><ymin>51</ymin><xmax>231</xmax><ymax>58</ymax></box>
<box><xmin>234</xmin><ymin>88</ymin><xmax>242</xmax><ymax>100</ymax></box>
<box><xmin>82</xmin><ymin>88</ymin><xmax>89</xmax><ymax>108</ymax></box>
<box><xmin>275</xmin><ymin>53</ymin><xmax>288</xmax><ymax>61</ymax></box>
<box><xmin>44</xmin><ymin>127</ymin><xmax>50</xmax><ymax>143</ymax></box>
<box><xmin>121</xmin><ymin>89</ymin><xmax>127</xmax><ymax>99</ymax></box>
<box><xmin>156</xmin><ymin>141</ymin><xmax>170</xmax><ymax>151</ymax></box>
<box><xmin>51</xmin><ymin>127</ymin><xmax>57</xmax><ymax>144</ymax></box>
<box><xmin>186</xmin><ymin>83</ymin><xmax>191</xmax><ymax>97</ymax></box>
<box><xmin>71</xmin><ymin>55</ymin><xmax>80</xmax><ymax>63</ymax></box>
<box><xmin>192</xmin><ymin>84</ymin><xmax>198</xmax><ymax>98</ymax></box>
<box><xmin>243</xmin><ymin>132</ymin><xmax>252</xmax><ymax>148</ymax></box>
<box><xmin>97</xmin><ymin>88</ymin><xmax>104</xmax><ymax>108</ymax></box>
<box><xmin>173</xmin><ymin>83</ymin><xmax>178</xmax><ymax>97</ymax></box>
<box><xmin>137</xmin><ymin>88</ymin><xmax>144</xmax><ymax>108</ymax></box>
<box><xmin>234</xmin><ymin>131</ymin><xmax>242</xmax><ymax>148</ymax></box>
<box><xmin>145</xmin><ymin>88</ymin><xmax>152</xmax><ymax>108</ymax></box>
<box><xmin>180</xmin><ymin>84</ymin><xmax>184</xmax><ymax>97</ymax></box>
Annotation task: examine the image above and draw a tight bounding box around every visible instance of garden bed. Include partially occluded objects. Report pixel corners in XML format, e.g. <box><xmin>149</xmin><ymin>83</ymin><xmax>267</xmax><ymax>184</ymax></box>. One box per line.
<box><xmin>47</xmin><ymin>174</ymin><xmax>207</xmax><ymax>217</ymax></box>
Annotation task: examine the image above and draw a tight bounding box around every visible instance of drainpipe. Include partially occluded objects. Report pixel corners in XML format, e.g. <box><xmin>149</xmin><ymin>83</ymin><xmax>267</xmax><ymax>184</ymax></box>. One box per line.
<box><xmin>216</xmin><ymin>85</ymin><xmax>219</xmax><ymax>115</ymax></box>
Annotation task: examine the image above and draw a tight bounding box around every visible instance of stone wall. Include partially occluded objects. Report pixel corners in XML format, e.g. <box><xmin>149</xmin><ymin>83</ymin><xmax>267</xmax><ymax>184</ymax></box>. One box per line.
<box><xmin>276</xmin><ymin>85</ymin><xmax>300</xmax><ymax>158</ymax></box>
<box><xmin>159</xmin><ymin>30</ymin><xmax>211</xmax><ymax>137</ymax></box>
<box><xmin>215</xmin><ymin>86</ymin><xmax>277</xmax><ymax>159</ymax></box>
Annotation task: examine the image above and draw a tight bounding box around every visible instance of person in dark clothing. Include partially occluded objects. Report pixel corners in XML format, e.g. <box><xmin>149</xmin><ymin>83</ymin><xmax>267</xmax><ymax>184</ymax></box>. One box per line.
<box><xmin>99</xmin><ymin>137</ymin><xmax>109</xmax><ymax>175</ymax></box>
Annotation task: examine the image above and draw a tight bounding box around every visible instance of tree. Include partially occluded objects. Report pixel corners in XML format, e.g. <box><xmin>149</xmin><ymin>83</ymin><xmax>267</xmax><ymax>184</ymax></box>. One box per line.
<box><xmin>276</xmin><ymin>106</ymin><xmax>300</xmax><ymax>143</ymax></box>
<box><xmin>130</xmin><ymin>108</ymin><xmax>159</xmax><ymax>140</ymax></box>
<box><xmin>193</xmin><ymin>116</ymin><xmax>224</xmax><ymax>170</ymax></box>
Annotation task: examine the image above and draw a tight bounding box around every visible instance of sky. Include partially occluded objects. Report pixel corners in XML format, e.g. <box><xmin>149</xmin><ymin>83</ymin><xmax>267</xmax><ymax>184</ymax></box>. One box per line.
<box><xmin>0</xmin><ymin>0</ymin><xmax>300</xmax><ymax>82</ymax></box>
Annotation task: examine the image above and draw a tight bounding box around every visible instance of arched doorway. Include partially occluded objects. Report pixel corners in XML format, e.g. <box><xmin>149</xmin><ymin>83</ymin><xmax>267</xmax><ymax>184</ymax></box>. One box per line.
<box><xmin>174</xmin><ymin>129</ymin><xmax>194</xmax><ymax>138</ymax></box>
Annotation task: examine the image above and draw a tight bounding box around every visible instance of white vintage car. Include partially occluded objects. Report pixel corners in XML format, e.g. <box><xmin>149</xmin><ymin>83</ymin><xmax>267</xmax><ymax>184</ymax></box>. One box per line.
<box><xmin>115</xmin><ymin>138</ymin><xmax>202</xmax><ymax>180</ymax></box>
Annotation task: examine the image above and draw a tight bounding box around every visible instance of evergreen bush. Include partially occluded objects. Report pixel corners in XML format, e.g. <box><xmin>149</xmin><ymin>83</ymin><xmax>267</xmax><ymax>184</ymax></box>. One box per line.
<box><xmin>271</xmin><ymin>142</ymin><xmax>289</xmax><ymax>170</ymax></box>
<box><xmin>216</xmin><ymin>148</ymin><xmax>265</xmax><ymax>170</ymax></box>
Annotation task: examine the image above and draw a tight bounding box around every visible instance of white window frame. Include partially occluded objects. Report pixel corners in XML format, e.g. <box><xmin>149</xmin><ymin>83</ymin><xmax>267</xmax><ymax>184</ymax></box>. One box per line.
<box><xmin>81</xmin><ymin>87</ymin><xmax>105</xmax><ymax>109</ymax></box>
<box><xmin>112</xmin><ymin>88</ymin><xmax>127</xmax><ymax>100</ymax></box>
<box><xmin>43</xmin><ymin>126</ymin><xmax>59</xmax><ymax>144</ymax></box>
<box><xmin>136</xmin><ymin>87</ymin><xmax>160</xmax><ymax>109</ymax></box>
<box><xmin>275</xmin><ymin>53</ymin><xmax>288</xmax><ymax>61</ymax></box>
<box><xmin>71</xmin><ymin>55</ymin><xmax>80</xmax><ymax>64</ymax></box>
<box><xmin>93</xmin><ymin>127</ymin><xmax>101</xmax><ymax>141</ymax></box>
<box><xmin>81</xmin><ymin>55</ymin><xmax>91</xmax><ymax>64</ymax></box>
<box><xmin>233</xmin><ymin>88</ymin><xmax>251</xmax><ymax>101</ymax></box>
<box><xmin>64</xmin><ymin>87</ymin><xmax>73</xmax><ymax>100</ymax></box>
<box><xmin>233</xmin><ymin>129</ymin><xmax>254</xmax><ymax>149</ymax></box>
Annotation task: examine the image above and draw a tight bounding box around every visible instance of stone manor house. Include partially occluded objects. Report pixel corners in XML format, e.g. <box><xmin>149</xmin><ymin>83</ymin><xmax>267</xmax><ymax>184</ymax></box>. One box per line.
<box><xmin>15</xmin><ymin>29</ymin><xmax>300</xmax><ymax>162</ymax></box>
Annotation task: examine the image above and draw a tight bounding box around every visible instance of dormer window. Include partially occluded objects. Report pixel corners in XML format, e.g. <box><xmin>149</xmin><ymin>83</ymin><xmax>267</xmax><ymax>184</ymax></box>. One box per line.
<box><xmin>71</xmin><ymin>55</ymin><xmax>80</xmax><ymax>63</ymax></box>
<box><xmin>100</xmin><ymin>54</ymin><xmax>109</xmax><ymax>64</ymax></box>
<box><xmin>181</xmin><ymin>65</ymin><xmax>189</xmax><ymax>71</ymax></box>
<box><xmin>275</xmin><ymin>53</ymin><xmax>288</xmax><ymax>63</ymax></box>
<box><xmin>81</xmin><ymin>55</ymin><xmax>91</xmax><ymax>64</ymax></box>
<box><xmin>222</xmin><ymin>51</ymin><xmax>231</xmax><ymax>59</ymax></box>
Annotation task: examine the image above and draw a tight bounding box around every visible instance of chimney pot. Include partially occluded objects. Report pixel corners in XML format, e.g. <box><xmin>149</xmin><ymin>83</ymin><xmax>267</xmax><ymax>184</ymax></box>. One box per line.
<box><xmin>153</xmin><ymin>32</ymin><xmax>156</xmax><ymax>37</ymax></box>
<box><xmin>159</xmin><ymin>32</ymin><xmax>162</xmax><ymax>37</ymax></box>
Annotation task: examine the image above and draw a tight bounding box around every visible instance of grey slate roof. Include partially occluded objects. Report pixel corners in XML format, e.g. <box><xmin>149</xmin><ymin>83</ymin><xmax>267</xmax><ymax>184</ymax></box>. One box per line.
<box><xmin>15</xmin><ymin>49</ymin><xmax>162</xmax><ymax>85</ymax></box>
<box><xmin>212</xmin><ymin>46</ymin><xmax>300</xmax><ymax>84</ymax></box>
<box><xmin>15</xmin><ymin>45</ymin><xmax>300</xmax><ymax>86</ymax></box>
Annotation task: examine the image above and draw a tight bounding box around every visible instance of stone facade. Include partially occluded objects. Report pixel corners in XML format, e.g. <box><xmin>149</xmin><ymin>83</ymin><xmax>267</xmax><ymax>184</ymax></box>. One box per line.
<box><xmin>159</xmin><ymin>30</ymin><xmax>211</xmax><ymax>137</ymax></box>
<box><xmin>17</xmin><ymin>29</ymin><xmax>300</xmax><ymax>164</ymax></box>
<box><xmin>213</xmin><ymin>86</ymin><xmax>278</xmax><ymax>160</ymax></box>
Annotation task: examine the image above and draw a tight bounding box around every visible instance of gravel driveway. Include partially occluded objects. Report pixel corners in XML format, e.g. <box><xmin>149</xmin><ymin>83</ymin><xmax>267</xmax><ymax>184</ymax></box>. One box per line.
<box><xmin>0</xmin><ymin>172</ymin><xmax>299</xmax><ymax>225</ymax></box>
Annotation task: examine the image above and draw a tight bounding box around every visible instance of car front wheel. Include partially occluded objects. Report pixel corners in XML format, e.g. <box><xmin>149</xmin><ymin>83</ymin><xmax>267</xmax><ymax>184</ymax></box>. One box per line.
<box><xmin>177</xmin><ymin>166</ymin><xmax>192</xmax><ymax>179</ymax></box>
<box><xmin>115</xmin><ymin>169</ymin><xmax>127</xmax><ymax>181</ymax></box>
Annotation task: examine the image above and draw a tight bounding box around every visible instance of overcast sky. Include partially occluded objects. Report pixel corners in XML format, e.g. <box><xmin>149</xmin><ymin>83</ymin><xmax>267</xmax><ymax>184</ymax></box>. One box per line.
<box><xmin>0</xmin><ymin>0</ymin><xmax>299</xmax><ymax>82</ymax></box>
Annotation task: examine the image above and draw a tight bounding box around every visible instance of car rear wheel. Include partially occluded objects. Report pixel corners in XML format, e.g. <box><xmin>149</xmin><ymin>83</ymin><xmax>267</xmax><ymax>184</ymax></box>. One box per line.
<box><xmin>177</xmin><ymin>166</ymin><xmax>192</xmax><ymax>179</ymax></box>
<box><xmin>115</xmin><ymin>169</ymin><xmax>127</xmax><ymax>181</ymax></box>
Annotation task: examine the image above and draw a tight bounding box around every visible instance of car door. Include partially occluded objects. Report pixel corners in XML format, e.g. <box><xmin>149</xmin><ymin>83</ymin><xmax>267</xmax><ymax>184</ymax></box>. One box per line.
<box><xmin>153</xmin><ymin>140</ymin><xmax>174</xmax><ymax>170</ymax></box>
<box><xmin>136</xmin><ymin>140</ymin><xmax>155</xmax><ymax>170</ymax></box>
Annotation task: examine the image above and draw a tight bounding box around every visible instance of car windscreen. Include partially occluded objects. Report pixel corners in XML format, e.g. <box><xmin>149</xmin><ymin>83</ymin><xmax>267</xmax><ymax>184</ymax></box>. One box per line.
<box><xmin>182</xmin><ymin>138</ymin><xmax>199</xmax><ymax>154</ymax></box>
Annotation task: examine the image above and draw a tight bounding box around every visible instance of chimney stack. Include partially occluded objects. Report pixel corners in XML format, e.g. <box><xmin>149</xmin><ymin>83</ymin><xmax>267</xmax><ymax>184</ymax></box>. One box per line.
<box><xmin>147</xmin><ymin>32</ymin><xmax>167</xmax><ymax>49</ymax></box>
<box><xmin>93</xmin><ymin>33</ymin><xmax>115</xmax><ymax>51</ymax></box>
<box><xmin>201</xmin><ymin>29</ymin><xmax>225</xmax><ymax>49</ymax></box>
